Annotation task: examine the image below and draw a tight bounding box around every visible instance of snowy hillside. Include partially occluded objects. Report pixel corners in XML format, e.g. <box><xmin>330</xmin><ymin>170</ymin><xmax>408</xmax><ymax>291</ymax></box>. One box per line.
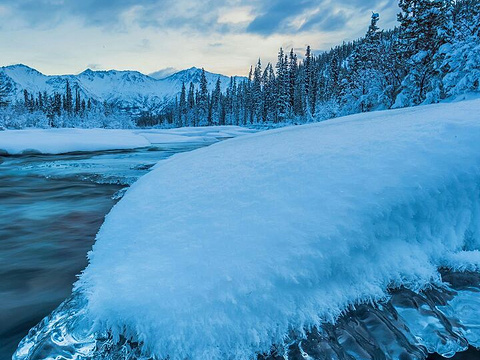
<box><xmin>0</xmin><ymin>65</ymin><xmax>242</xmax><ymax>114</ymax></box>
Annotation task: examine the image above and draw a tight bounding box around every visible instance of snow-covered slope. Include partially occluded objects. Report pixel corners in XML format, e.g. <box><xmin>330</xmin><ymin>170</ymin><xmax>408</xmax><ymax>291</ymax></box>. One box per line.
<box><xmin>66</xmin><ymin>99</ymin><xmax>480</xmax><ymax>359</ymax></box>
<box><xmin>0</xmin><ymin>65</ymin><xmax>243</xmax><ymax>114</ymax></box>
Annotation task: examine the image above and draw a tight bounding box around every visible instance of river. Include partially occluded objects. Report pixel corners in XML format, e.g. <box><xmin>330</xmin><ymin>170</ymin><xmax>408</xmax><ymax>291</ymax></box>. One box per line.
<box><xmin>0</xmin><ymin>143</ymin><xmax>208</xmax><ymax>359</ymax></box>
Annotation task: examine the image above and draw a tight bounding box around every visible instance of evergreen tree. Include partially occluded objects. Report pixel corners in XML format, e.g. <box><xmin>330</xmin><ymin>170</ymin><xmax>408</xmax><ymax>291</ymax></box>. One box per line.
<box><xmin>53</xmin><ymin>93</ymin><xmax>62</xmax><ymax>117</ymax></box>
<box><xmin>198</xmin><ymin>69</ymin><xmax>209</xmax><ymax>125</ymax></box>
<box><xmin>75</xmin><ymin>87</ymin><xmax>81</xmax><ymax>114</ymax></box>
<box><xmin>288</xmin><ymin>49</ymin><xmax>299</xmax><ymax>114</ymax></box>
<box><xmin>262</xmin><ymin>63</ymin><xmax>276</xmax><ymax>122</ymax></box>
<box><xmin>212</xmin><ymin>77</ymin><xmax>222</xmax><ymax>125</ymax></box>
<box><xmin>304</xmin><ymin>45</ymin><xmax>313</xmax><ymax>114</ymax></box>
<box><xmin>328</xmin><ymin>54</ymin><xmax>341</xmax><ymax>102</ymax></box>
<box><xmin>24</xmin><ymin>89</ymin><xmax>30</xmax><ymax>109</ymax></box>
<box><xmin>440</xmin><ymin>0</ymin><xmax>480</xmax><ymax>96</ymax></box>
<box><xmin>395</xmin><ymin>0</ymin><xmax>453</xmax><ymax>106</ymax></box>
<box><xmin>64</xmin><ymin>79</ymin><xmax>73</xmax><ymax>113</ymax></box>
<box><xmin>252</xmin><ymin>59</ymin><xmax>263</xmax><ymax>122</ymax></box>
<box><xmin>275</xmin><ymin>48</ymin><xmax>289</xmax><ymax>122</ymax></box>
<box><xmin>343</xmin><ymin>12</ymin><xmax>384</xmax><ymax>113</ymax></box>
<box><xmin>179</xmin><ymin>81</ymin><xmax>187</xmax><ymax>127</ymax></box>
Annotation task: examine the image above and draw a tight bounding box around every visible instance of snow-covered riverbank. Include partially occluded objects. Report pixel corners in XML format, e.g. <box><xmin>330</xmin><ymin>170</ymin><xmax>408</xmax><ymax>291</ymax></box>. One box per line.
<box><xmin>0</xmin><ymin>126</ymin><xmax>256</xmax><ymax>155</ymax></box>
<box><xmin>14</xmin><ymin>99</ymin><xmax>480</xmax><ymax>360</ymax></box>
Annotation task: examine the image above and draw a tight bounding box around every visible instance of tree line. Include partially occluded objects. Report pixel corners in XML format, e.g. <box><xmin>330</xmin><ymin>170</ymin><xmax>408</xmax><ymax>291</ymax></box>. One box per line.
<box><xmin>150</xmin><ymin>0</ymin><xmax>479</xmax><ymax>127</ymax></box>
<box><xmin>0</xmin><ymin>79</ymin><xmax>134</xmax><ymax>129</ymax></box>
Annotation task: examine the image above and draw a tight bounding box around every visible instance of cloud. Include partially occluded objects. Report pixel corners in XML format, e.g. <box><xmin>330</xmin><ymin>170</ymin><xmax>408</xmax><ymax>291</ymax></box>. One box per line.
<box><xmin>86</xmin><ymin>63</ymin><xmax>102</xmax><ymax>70</ymax></box>
<box><xmin>246</xmin><ymin>0</ymin><xmax>315</xmax><ymax>35</ymax></box>
<box><xmin>0</xmin><ymin>0</ymin><xmax>216</xmax><ymax>31</ymax></box>
<box><xmin>149</xmin><ymin>67</ymin><xmax>178</xmax><ymax>79</ymax></box>
<box><xmin>0</xmin><ymin>0</ymin><xmax>397</xmax><ymax>34</ymax></box>
<box><xmin>299</xmin><ymin>10</ymin><xmax>350</xmax><ymax>32</ymax></box>
<box><xmin>244</xmin><ymin>0</ymin><xmax>395</xmax><ymax>36</ymax></box>
<box><xmin>0</xmin><ymin>0</ymin><xmax>400</xmax><ymax>78</ymax></box>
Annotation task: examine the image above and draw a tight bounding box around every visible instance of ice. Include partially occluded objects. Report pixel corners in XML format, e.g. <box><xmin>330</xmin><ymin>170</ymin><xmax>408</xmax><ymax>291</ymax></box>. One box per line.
<box><xmin>135</xmin><ymin>126</ymin><xmax>255</xmax><ymax>145</ymax></box>
<box><xmin>13</xmin><ymin>99</ymin><xmax>480</xmax><ymax>359</ymax></box>
<box><xmin>0</xmin><ymin>129</ymin><xmax>150</xmax><ymax>155</ymax></box>
<box><xmin>13</xmin><ymin>273</ymin><xmax>480</xmax><ymax>360</ymax></box>
<box><xmin>0</xmin><ymin>126</ymin><xmax>255</xmax><ymax>155</ymax></box>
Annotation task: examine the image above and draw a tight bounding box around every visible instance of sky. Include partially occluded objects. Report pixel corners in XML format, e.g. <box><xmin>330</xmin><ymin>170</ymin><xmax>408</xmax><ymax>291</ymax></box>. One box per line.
<box><xmin>0</xmin><ymin>0</ymin><xmax>399</xmax><ymax>77</ymax></box>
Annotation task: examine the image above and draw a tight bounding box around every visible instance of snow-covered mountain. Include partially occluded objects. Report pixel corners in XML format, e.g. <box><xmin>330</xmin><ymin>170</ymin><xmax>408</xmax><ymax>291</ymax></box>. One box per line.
<box><xmin>0</xmin><ymin>65</ymin><xmax>244</xmax><ymax>114</ymax></box>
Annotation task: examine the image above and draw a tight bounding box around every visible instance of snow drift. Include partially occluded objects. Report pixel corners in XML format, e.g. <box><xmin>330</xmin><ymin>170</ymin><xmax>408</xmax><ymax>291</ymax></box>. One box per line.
<box><xmin>73</xmin><ymin>99</ymin><xmax>480</xmax><ymax>359</ymax></box>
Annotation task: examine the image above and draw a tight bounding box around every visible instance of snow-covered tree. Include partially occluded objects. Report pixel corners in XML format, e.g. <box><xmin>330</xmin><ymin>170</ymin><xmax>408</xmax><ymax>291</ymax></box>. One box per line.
<box><xmin>275</xmin><ymin>48</ymin><xmax>289</xmax><ymax>122</ymax></box>
<box><xmin>252</xmin><ymin>59</ymin><xmax>263</xmax><ymax>122</ymax></box>
<box><xmin>342</xmin><ymin>13</ymin><xmax>385</xmax><ymax>114</ymax></box>
<box><xmin>440</xmin><ymin>0</ymin><xmax>480</xmax><ymax>97</ymax></box>
<box><xmin>197</xmin><ymin>69</ymin><xmax>209</xmax><ymax>125</ymax></box>
<box><xmin>395</xmin><ymin>0</ymin><xmax>453</xmax><ymax>106</ymax></box>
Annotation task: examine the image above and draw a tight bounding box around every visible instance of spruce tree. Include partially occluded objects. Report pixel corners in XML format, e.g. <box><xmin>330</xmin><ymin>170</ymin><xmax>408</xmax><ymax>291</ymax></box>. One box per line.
<box><xmin>75</xmin><ymin>88</ymin><xmax>81</xmax><ymax>114</ymax></box>
<box><xmin>275</xmin><ymin>48</ymin><xmax>289</xmax><ymax>122</ymax></box>
<box><xmin>343</xmin><ymin>12</ymin><xmax>383</xmax><ymax>113</ymax></box>
<box><xmin>179</xmin><ymin>82</ymin><xmax>187</xmax><ymax>127</ymax></box>
<box><xmin>395</xmin><ymin>0</ymin><xmax>453</xmax><ymax>106</ymax></box>
<box><xmin>288</xmin><ymin>49</ymin><xmax>298</xmax><ymax>114</ymax></box>
<box><xmin>440</xmin><ymin>0</ymin><xmax>480</xmax><ymax>96</ymax></box>
<box><xmin>262</xmin><ymin>63</ymin><xmax>276</xmax><ymax>122</ymax></box>
<box><xmin>304</xmin><ymin>45</ymin><xmax>313</xmax><ymax>114</ymax></box>
<box><xmin>198</xmin><ymin>68</ymin><xmax>209</xmax><ymax>125</ymax></box>
<box><xmin>252</xmin><ymin>59</ymin><xmax>263</xmax><ymax>122</ymax></box>
<box><xmin>212</xmin><ymin>77</ymin><xmax>222</xmax><ymax>125</ymax></box>
<box><xmin>65</xmin><ymin>79</ymin><xmax>73</xmax><ymax>113</ymax></box>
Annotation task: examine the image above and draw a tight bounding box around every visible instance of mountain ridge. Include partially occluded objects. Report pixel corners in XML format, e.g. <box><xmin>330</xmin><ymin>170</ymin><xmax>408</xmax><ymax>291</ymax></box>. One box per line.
<box><xmin>0</xmin><ymin>64</ymin><xmax>246</xmax><ymax>114</ymax></box>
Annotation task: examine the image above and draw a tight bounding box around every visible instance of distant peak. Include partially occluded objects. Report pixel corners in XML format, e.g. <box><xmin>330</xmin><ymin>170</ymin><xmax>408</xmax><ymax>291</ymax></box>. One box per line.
<box><xmin>79</xmin><ymin>68</ymin><xmax>95</xmax><ymax>75</ymax></box>
<box><xmin>2</xmin><ymin>64</ymin><xmax>44</xmax><ymax>77</ymax></box>
<box><xmin>4</xmin><ymin>64</ymin><xmax>38</xmax><ymax>71</ymax></box>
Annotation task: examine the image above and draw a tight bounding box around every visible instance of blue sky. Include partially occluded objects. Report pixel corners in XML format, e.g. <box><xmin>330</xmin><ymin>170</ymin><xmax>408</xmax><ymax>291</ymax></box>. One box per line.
<box><xmin>0</xmin><ymin>0</ymin><xmax>398</xmax><ymax>76</ymax></box>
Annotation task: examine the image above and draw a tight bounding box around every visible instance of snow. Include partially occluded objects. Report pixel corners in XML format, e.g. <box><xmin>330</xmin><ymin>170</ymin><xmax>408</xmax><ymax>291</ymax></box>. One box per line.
<box><xmin>76</xmin><ymin>99</ymin><xmax>480</xmax><ymax>360</ymax></box>
<box><xmin>136</xmin><ymin>126</ymin><xmax>256</xmax><ymax>145</ymax></box>
<box><xmin>0</xmin><ymin>126</ymin><xmax>254</xmax><ymax>155</ymax></box>
<box><xmin>0</xmin><ymin>129</ymin><xmax>150</xmax><ymax>155</ymax></box>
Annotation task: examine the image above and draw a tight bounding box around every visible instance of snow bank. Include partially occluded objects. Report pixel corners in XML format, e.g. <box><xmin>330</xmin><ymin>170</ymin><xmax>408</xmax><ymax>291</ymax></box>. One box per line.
<box><xmin>0</xmin><ymin>129</ymin><xmax>150</xmax><ymax>155</ymax></box>
<box><xmin>136</xmin><ymin>126</ymin><xmax>256</xmax><ymax>145</ymax></box>
<box><xmin>0</xmin><ymin>126</ymin><xmax>255</xmax><ymax>155</ymax></box>
<box><xmin>77</xmin><ymin>99</ymin><xmax>480</xmax><ymax>360</ymax></box>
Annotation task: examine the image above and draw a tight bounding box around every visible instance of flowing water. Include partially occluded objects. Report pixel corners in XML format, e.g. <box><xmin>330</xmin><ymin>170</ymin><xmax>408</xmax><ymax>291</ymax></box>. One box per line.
<box><xmin>0</xmin><ymin>143</ymin><xmax>208</xmax><ymax>360</ymax></box>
